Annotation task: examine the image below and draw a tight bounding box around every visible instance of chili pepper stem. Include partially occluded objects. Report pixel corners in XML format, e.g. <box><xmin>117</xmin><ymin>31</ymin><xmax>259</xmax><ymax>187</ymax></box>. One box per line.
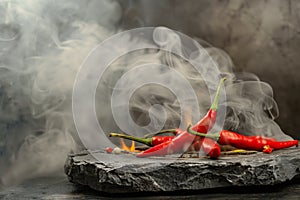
<box><xmin>143</xmin><ymin>129</ymin><xmax>177</xmax><ymax>138</ymax></box>
<box><xmin>210</xmin><ymin>77</ymin><xmax>226</xmax><ymax>111</ymax></box>
<box><xmin>156</xmin><ymin>129</ymin><xmax>177</xmax><ymax>134</ymax></box>
<box><xmin>187</xmin><ymin>125</ymin><xmax>220</xmax><ymax>141</ymax></box>
<box><xmin>109</xmin><ymin>133</ymin><xmax>153</xmax><ymax>146</ymax></box>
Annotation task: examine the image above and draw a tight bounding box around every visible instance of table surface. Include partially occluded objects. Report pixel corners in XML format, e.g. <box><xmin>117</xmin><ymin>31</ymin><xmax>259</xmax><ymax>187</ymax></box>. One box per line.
<box><xmin>1</xmin><ymin>177</ymin><xmax>300</xmax><ymax>200</ymax></box>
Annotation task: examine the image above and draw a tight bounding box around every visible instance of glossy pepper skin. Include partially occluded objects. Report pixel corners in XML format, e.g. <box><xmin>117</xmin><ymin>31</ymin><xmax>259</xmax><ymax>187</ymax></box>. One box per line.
<box><xmin>136</xmin><ymin>78</ymin><xmax>226</xmax><ymax>158</ymax></box>
<box><xmin>191</xmin><ymin>77</ymin><xmax>226</xmax><ymax>133</ymax></box>
<box><xmin>188</xmin><ymin>136</ymin><xmax>221</xmax><ymax>158</ymax></box>
<box><xmin>136</xmin><ymin>134</ymin><xmax>221</xmax><ymax>158</ymax></box>
<box><xmin>136</xmin><ymin>130</ymin><xmax>196</xmax><ymax>157</ymax></box>
<box><xmin>187</xmin><ymin>127</ymin><xmax>299</xmax><ymax>153</ymax></box>
<box><xmin>151</xmin><ymin>136</ymin><xmax>175</xmax><ymax>146</ymax></box>
<box><xmin>191</xmin><ymin>109</ymin><xmax>217</xmax><ymax>133</ymax></box>
<box><xmin>217</xmin><ymin>130</ymin><xmax>299</xmax><ymax>151</ymax></box>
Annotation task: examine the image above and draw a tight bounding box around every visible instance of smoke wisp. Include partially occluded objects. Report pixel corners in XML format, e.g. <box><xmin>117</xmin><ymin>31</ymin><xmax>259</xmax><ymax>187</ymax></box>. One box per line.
<box><xmin>0</xmin><ymin>0</ymin><xmax>121</xmax><ymax>186</ymax></box>
<box><xmin>0</xmin><ymin>0</ymin><xmax>293</xmax><ymax>187</ymax></box>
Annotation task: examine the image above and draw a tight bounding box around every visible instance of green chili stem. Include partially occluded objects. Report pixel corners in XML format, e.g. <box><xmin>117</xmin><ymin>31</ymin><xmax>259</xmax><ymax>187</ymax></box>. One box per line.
<box><xmin>210</xmin><ymin>77</ymin><xmax>226</xmax><ymax>111</ymax></box>
<box><xmin>187</xmin><ymin>125</ymin><xmax>220</xmax><ymax>141</ymax></box>
<box><xmin>143</xmin><ymin>129</ymin><xmax>177</xmax><ymax>138</ymax></box>
<box><xmin>109</xmin><ymin>133</ymin><xmax>153</xmax><ymax>146</ymax></box>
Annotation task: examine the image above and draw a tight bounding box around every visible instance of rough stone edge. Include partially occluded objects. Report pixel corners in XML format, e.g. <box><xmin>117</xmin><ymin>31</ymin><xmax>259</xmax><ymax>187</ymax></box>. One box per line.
<box><xmin>64</xmin><ymin>149</ymin><xmax>300</xmax><ymax>194</ymax></box>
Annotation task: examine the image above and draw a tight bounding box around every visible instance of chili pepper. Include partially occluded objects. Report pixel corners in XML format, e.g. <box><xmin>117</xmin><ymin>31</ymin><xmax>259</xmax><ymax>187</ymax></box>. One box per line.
<box><xmin>136</xmin><ymin>130</ymin><xmax>196</xmax><ymax>157</ymax></box>
<box><xmin>109</xmin><ymin>132</ymin><xmax>175</xmax><ymax>146</ymax></box>
<box><xmin>187</xmin><ymin>126</ymin><xmax>299</xmax><ymax>152</ymax></box>
<box><xmin>136</xmin><ymin>78</ymin><xmax>226</xmax><ymax>158</ymax></box>
<box><xmin>110</xmin><ymin>132</ymin><xmax>221</xmax><ymax>158</ymax></box>
<box><xmin>198</xmin><ymin>138</ymin><xmax>221</xmax><ymax>159</ymax></box>
<box><xmin>191</xmin><ymin>77</ymin><xmax>226</xmax><ymax>133</ymax></box>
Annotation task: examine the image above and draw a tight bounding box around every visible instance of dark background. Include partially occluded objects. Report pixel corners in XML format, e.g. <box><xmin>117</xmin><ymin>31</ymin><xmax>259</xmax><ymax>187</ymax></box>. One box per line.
<box><xmin>119</xmin><ymin>0</ymin><xmax>300</xmax><ymax>139</ymax></box>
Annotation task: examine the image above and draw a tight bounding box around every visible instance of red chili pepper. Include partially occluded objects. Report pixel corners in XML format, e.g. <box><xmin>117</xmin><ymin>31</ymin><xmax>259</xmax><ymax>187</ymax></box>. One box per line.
<box><xmin>217</xmin><ymin>130</ymin><xmax>298</xmax><ymax>151</ymax></box>
<box><xmin>191</xmin><ymin>77</ymin><xmax>226</xmax><ymax>133</ymax></box>
<box><xmin>187</xmin><ymin>127</ymin><xmax>299</xmax><ymax>153</ymax></box>
<box><xmin>151</xmin><ymin>136</ymin><xmax>175</xmax><ymax>146</ymax></box>
<box><xmin>136</xmin><ymin>78</ymin><xmax>226</xmax><ymax>158</ymax></box>
<box><xmin>136</xmin><ymin>130</ymin><xmax>194</xmax><ymax>157</ymax></box>
<box><xmin>198</xmin><ymin>138</ymin><xmax>221</xmax><ymax>159</ymax></box>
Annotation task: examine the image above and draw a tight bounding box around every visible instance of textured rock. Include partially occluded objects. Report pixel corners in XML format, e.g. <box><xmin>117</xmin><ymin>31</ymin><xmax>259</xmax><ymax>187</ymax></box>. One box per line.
<box><xmin>64</xmin><ymin>148</ymin><xmax>300</xmax><ymax>193</ymax></box>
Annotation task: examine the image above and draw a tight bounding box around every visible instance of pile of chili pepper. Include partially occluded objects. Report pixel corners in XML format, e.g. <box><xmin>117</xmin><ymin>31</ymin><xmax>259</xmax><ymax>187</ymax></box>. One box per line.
<box><xmin>135</xmin><ymin>78</ymin><xmax>227</xmax><ymax>158</ymax></box>
<box><xmin>109</xmin><ymin>77</ymin><xmax>299</xmax><ymax>159</ymax></box>
<box><xmin>111</xmin><ymin>77</ymin><xmax>226</xmax><ymax>158</ymax></box>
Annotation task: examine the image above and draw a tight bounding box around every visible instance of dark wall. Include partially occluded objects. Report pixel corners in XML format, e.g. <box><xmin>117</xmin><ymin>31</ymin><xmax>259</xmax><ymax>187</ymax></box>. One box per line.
<box><xmin>119</xmin><ymin>0</ymin><xmax>300</xmax><ymax>139</ymax></box>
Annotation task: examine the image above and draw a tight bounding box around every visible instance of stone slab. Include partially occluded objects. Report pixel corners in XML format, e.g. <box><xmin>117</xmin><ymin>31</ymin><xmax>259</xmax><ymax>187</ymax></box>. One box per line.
<box><xmin>64</xmin><ymin>148</ymin><xmax>300</xmax><ymax>193</ymax></box>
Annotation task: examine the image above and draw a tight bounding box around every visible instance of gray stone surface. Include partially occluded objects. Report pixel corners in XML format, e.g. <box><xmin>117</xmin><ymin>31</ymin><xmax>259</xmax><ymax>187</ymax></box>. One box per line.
<box><xmin>64</xmin><ymin>148</ymin><xmax>300</xmax><ymax>194</ymax></box>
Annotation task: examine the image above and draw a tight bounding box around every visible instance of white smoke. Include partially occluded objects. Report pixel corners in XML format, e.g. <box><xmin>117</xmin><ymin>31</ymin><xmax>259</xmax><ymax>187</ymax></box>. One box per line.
<box><xmin>0</xmin><ymin>0</ymin><xmax>121</xmax><ymax>186</ymax></box>
<box><xmin>0</xmin><ymin>0</ymin><xmax>293</xmax><ymax>188</ymax></box>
